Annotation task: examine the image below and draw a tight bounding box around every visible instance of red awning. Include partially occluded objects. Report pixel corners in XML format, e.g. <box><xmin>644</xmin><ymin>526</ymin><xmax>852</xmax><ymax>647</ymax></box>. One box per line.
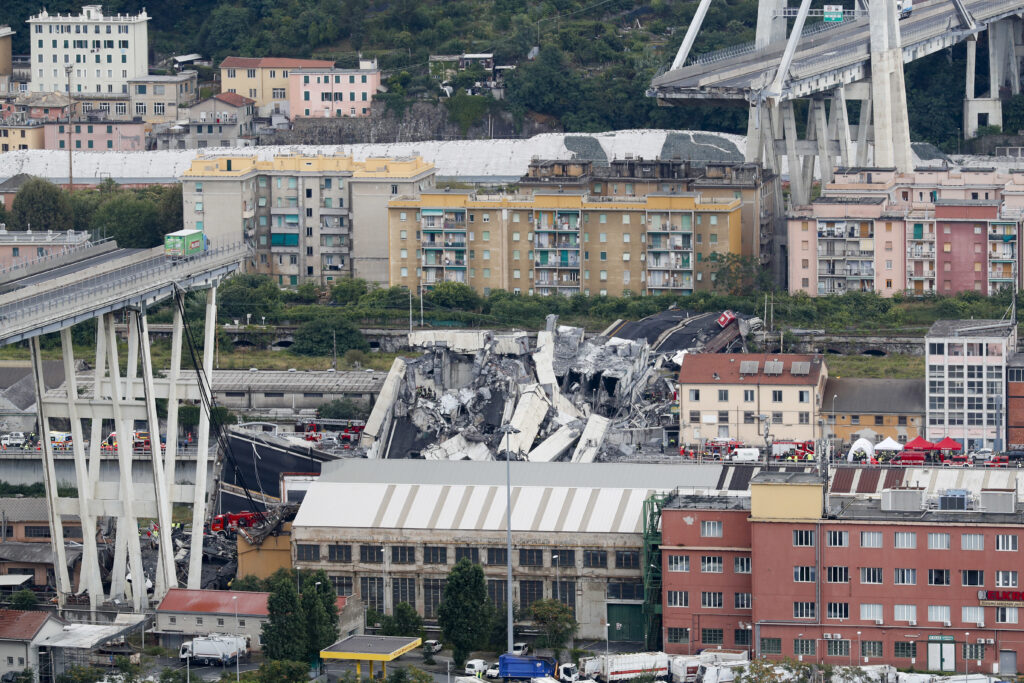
<box><xmin>904</xmin><ymin>436</ymin><xmax>935</xmax><ymax>450</ymax></box>
<box><xmin>934</xmin><ymin>437</ymin><xmax>963</xmax><ymax>451</ymax></box>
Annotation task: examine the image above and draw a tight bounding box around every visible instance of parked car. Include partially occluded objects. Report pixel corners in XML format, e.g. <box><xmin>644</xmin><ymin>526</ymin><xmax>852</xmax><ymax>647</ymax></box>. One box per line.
<box><xmin>486</xmin><ymin>663</ymin><xmax>501</xmax><ymax>679</ymax></box>
<box><xmin>466</xmin><ymin>659</ymin><xmax>488</xmax><ymax>676</ymax></box>
<box><xmin>512</xmin><ymin>642</ymin><xmax>530</xmax><ymax>656</ymax></box>
<box><xmin>423</xmin><ymin>640</ymin><xmax>443</xmax><ymax>655</ymax></box>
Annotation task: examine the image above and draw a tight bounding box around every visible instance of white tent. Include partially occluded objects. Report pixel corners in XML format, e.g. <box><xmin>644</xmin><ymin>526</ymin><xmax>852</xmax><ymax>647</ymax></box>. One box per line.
<box><xmin>846</xmin><ymin>437</ymin><xmax>875</xmax><ymax>461</ymax></box>
<box><xmin>874</xmin><ymin>436</ymin><xmax>904</xmax><ymax>452</ymax></box>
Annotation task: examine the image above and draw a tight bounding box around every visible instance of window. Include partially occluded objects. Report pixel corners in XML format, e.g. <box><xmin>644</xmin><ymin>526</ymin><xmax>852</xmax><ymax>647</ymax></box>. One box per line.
<box><xmin>894</xmin><ymin>604</ymin><xmax>917</xmax><ymax>622</ymax></box>
<box><xmin>360</xmin><ymin>577</ymin><xmax>383</xmax><ymax>612</ymax></box>
<box><xmin>962</xmin><ymin>534</ymin><xmax>984</xmax><ymax>551</ymax></box>
<box><xmin>735</xmin><ymin>629</ymin><xmax>751</xmax><ymax>647</ymax></box>
<box><xmin>793</xmin><ymin>602</ymin><xmax>816</xmax><ymax>619</ymax></box>
<box><xmin>296</xmin><ymin>544</ymin><xmax>319</xmax><ymax>561</ymax></box>
<box><xmin>423</xmin><ymin>546</ymin><xmax>447</xmax><ymax>564</ymax></box>
<box><xmin>689</xmin><ymin>389</ymin><xmax>700</xmax><ymax>401</ymax></box>
<box><xmin>701</xmin><ymin>629</ymin><xmax>724</xmax><ymax>645</ymax></box>
<box><xmin>895</xmin><ymin>532</ymin><xmax>916</xmax><ymax>549</ymax></box>
<box><xmin>928</xmin><ymin>569</ymin><xmax>950</xmax><ymax>586</ymax></box>
<box><xmin>701</xmin><ymin>520</ymin><xmax>723</xmax><ymax>537</ymax></box>
<box><xmin>997</xmin><ymin>571</ymin><xmax>1019</xmax><ymax>587</ymax></box>
<box><xmin>894</xmin><ymin>568</ymin><xmax>917</xmax><ymax>585</ymax></box>
<box><xmin>928</xmin><ymin>532</ymin><xmax>950</xmax><ymax>550</ymax></box>
<box><xmin>330</xmin><ymin>576</ymin><xmax>353</xmax><ymax>596</ymax></box>
<box><xmin>607</xmin><ymin>581</ymin><xmax>643</xmax><ymax>600</ymax></box>
<box><xmin>487</xmin><ymin>548</ymin><xmax>507</xmax><ymax>565</ymax></box>
<box><xmin>520</xmin><ymin>549</ymin><xmax>544</xmax><ymax>566</ymax></box>
<box><xmin>487</xmin><ymin>579</ymin><xmax>506</xmax><ymax>609</ymax></box>
<box><xmin>761</xmin><ymin>638</ymin><xmax>782</xmax><ymax>655</ymax></box>
<box><xmin>217</xmin><ymin>618</ymin><xmax>224</xmax><ymax>626</ymax></box>
<box><xmin>860</xmin><ymin>567</ymin><xmax>883</xmax><ymax>584</ymax></box>
<box><xmin>24</xmin><ymin>526</ymin><xmax>51</xmax><ymax>538</ymax></box>
<box><xmin>964</xmin><ymin>643</ymin><xmax>986</xmax><ymax>661</ymax></box>
<box><xmin>520</xmin><ymin>580</ymin><xmax>543</xmax><ymax>610</ymax></box>
<box><xmin>734</xmin><ymin>557</ymin><xmax>751</xmax><ymax>574</ymax></box>
<box><xmin>360</xmin><ymin>545</ymin><xmax>383</xmax><ymax>563</ymax></box>
<box><xmin>962</xmin><ymin>570</ymin><xmax>984</xmax><ymax>586</ymax></box>
<box><xmin>616</xmin><ymin>550</ymin><xmax>639</xmax><ymax>569</ymax></box>
<box><xmin>860</xmin><ymin>603</ymin><xmax>882</xmax><ymax>621</ymax></box>
<box><xmin>584</xmin><ymin>549</ymin><xmax>607</xmax><ymax>568</ymax></box>
<box><xmin>701</xmin><ymin>592</ymin><xmax>723</xmax><ymax>608</ymax></box>
<box><xmin>772</xmin><ymin>390</ymin><xmax>783</xmax><ymax>403</ymax></box>
<box><xmin>997</xmin><ymin>534</ymin><xmax>1018</xmax><ymax>551</ymax></box>
<box><xmin>423</xmin><ymin>578</ymin><xmax>446</xmax><ymax>618</ymax></box>
<box><xmin>668</xmin><ymin>555</ymin><xmax>689</xmax><ymax>572</ymax></box>
<box><xmin>793</xmin><ymin>530</ymin><xmax>815</xmax><ymax>547</ymax></box>
<box><xmin>392</xmin><ymin>546</ymin><xmax>415</xmax><ymax>564</ymax></box>
<box><xmin>827</xmin><ymin>566</ymin><xmax>849</xmax><ymax>583</ymax></box>
<box><xmin>928</xmin><ymin>605</ymin><xmax>951</xmax><ymax>623</ymax></box>
<box><xmin>701</xmin><ymin>556</ymin><xmax>723</xmax><ymax>573</ymax></box>
<box><xmin>735</xmin><ymin>593</ymin><xmax>752</xmax><ymax>609</ymax></box>
<box><xmin>827</xmin><ymin>530</ymin><xmax>849</xmax><ymax>547</ymax></box>
<box><xmin>667</xmin><ymin>591</ymin><xmax>689</xmax><ymax>607</ymax></box>
<box><xmin>667</xmin><ymin>628</ymin><xmax>690</xmax><ymax>644</ymax></box>
<box><xmin>744</xmin><ymin>389</ymin><xmax>754</xmax><ymax>402</ymax></box>
<box><xmin>328</xmin><ymin>545</ymin><xmax>351</xmax><ymax>562</ymax></box>
<box><xmin>794</xmin><ymin>566</ymin><xmax>818</xmax><ymax>583</ymax></box>
<box><xmin>862</xmin><ymin>641</ymin><xmax>883</xmax><ymax>658</ymax></box>
<box><xmin>827</xmin><ymin>640</ymin><xmax>850</xmax><ymax>657</ymax></box>
<box><xmin>894</xmin><ymin>642</ymin><xmax>916</xmax><ymax>659</ymax></box>
<box><xmin>552</xmin><ymin>550</ymin><xmax>575</xmax><ymax>567</ymax></box>
<box><xmin>455</xmin><ymin>547</ymin><xmax>481</xmax><ymax>564</ymax></box>
<box><xmin>997</xmin><ymin>607</ymin><xmax>1019</xmax><ymax>624</ymax></box>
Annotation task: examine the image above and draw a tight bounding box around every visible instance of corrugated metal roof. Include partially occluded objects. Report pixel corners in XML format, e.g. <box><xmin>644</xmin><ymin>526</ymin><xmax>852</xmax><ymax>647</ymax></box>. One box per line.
<box><xmin>0</xmin><ymin>610</ymin><xmax>57</xmax><ymax>641</ymax></box>
<box><xmin>176</xmin><ymin>369</ymin><xmax>388</xmax><ymax>394</ymax></box>
<box><xmin>156</xmin><ymin>589</ymin><xmax>269</xmax><ymax>617</ymax></box>
<box><xmin>294</xmin><ymin>481</ymin><xmax>657</xmax><ymax>535</ymax></box>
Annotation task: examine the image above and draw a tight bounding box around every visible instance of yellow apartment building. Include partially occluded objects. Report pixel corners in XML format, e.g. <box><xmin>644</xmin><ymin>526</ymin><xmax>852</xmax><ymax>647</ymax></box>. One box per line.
<box><xmin>386</xmin><ymin>191</ymin><xmax>742</xmax><ymax>296</ymax></box>
<box><xmin>219</xmin><ymin>57</ymin><xmax>335</xmax><ymax>117</ymax></box>
<box><xmin>0</xmin><ymin>123</ymin><xmax>44</xmax><ymax>152</ymax></box>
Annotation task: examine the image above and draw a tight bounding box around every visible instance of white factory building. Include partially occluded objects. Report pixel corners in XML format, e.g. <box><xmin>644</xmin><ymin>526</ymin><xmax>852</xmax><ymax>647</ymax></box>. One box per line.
<box><xmin>290</xmin><ymin>460</ymin><xmax>725</xmax><ymax>641</ymax></box>
<box><xmin>28</xmin><ymin>5</ymin><xmax>149</xmax><ymax>96</ymax></box>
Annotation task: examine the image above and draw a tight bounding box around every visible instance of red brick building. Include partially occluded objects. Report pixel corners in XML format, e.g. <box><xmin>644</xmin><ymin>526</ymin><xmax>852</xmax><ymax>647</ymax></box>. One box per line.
<box><xmin>661</xmin><ymin>471</ymin><xmax>1024</xmax><ymax>675</ymax></box>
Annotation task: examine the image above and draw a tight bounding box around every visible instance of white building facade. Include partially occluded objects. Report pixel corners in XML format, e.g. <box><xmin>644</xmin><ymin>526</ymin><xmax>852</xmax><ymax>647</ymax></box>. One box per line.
<box><xmin>924</xmin><ymin>319</ymin><xmax>1017</xmax><ymax>450</ymax></box>
<box><xmin>28</xmin><ymin>5</ymin><xmax>149</xmax><ymax>96</ymax></box>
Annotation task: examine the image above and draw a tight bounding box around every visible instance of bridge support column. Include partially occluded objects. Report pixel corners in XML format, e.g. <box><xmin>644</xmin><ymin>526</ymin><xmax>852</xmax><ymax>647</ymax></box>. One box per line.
<box><xmin>868</xmin><ymin>0</ymin><xmax>912</xmax><ymax>171</ymax></box>
<box><xmin>188</xmin><ymin>285</ymin><xmax>217</xmax><ymax>590</ymax></box>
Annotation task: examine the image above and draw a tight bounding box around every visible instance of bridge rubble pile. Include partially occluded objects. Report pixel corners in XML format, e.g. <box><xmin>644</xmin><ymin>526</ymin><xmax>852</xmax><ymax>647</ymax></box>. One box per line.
<box><xmin>358</xmin><ymin>315</ymin><xmax>692</xmax><ymax>462</ymax></box>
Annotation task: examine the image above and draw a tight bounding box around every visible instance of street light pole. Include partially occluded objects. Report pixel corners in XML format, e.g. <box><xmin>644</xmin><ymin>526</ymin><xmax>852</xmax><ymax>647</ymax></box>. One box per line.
<box><xmin>832</xmin><ymin>394</ymin><xmax>838</xmax><ymax>461</ymax></box>
<box><xmin>498</xmin><ymin>423</ymin><xmax>521</xmax><ymax>654</ymax></box>
<box><xmin>381</xmin><ymin>546</ymin><xmax>388</xmax><ymax>615</ymax></box>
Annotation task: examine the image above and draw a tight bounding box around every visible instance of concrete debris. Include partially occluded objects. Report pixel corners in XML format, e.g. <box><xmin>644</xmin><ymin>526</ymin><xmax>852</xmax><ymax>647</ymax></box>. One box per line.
<box><xmin>359</xmin><ymin>309</ymin><xmax>749</xmax><ymax>462</ymax></box>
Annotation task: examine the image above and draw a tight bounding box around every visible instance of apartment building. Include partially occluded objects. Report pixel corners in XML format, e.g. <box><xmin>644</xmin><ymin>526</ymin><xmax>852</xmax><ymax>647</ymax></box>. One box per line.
<box><xmin>0</xmin><ymin>26</ymin><xmax>13</xmax><ymax>96</ymax></box>
<box><xmin>287</xmin><ymin>60</ymin><xmax>382</xmax><ymax>119</ymax></box>
<box><xmin>676</xmin><ymin>353</ymin><xmax>828</xmax><ymax>446</ymax></box>
<box><xmin>219</xmin><ymin>56</ymin><xmax>334</xmax><ymax>117</ymax></box>
<box><xmin>0</xmin><ymin>230</ymin><xmax>90</xmax><ymax>268</ymax></box>
<box><xmin>28</xmin><ymin>5</ymin><xmax>149</xmax><ymax>96</ymax></box>
<box><xmin>518</xmin><ymin>158</ymin><xmax>780</xmax><ymax>272</ymax></box>
<box><xmin>822</xmin><ymin>377</ymin><xmax>925</xmax><ymax>445</ymax></box>
<box><xmin>1</xmin><ymin>91</ymin><xmax>73</xmax><ymax>120</ymax></box>
<box><xmin>181</xmin><ymin>153</ymin><xmax>435</xmax><ymax>285</ymax></box>
<box><xmin>127</xmin><ymin>71</ymin><xmax>198</xmax><ymax>124</ymax></box>
<box><xmin>661</xmin><ymin>472</ymin><xmax>1024</xmax><ymax>675</ymax></box>
<box><xmin>924</xmin><ymin>319</ymin><xmax>1016</xmax><ymax>451</ymax></box>
<box><xmin>789</xmin><ymin>167</ymin><xmax>1024</xmax><ymax>296</ymax></box>
<box><xmin>387</xmin><ymin>191</ymin><xmax>742</xmax><ymax>296</ymax></box>
<box><xmin>0</xmin><ymin>122</ymin><xmax>43</xmax><ymax>151</ymax></box>
<box><xmin>153</xmin><ymin>92</ymin><xmax>255</xmax><ymax>150</ymax></box>
<box><xmin>1007</xmin><ymin>353</ymin><xmax>1024</xmax><ymax>449</ymax></box>
<box><xmin>43</xmin><ymin>119</ymin><xmax>145</xmax><ymax>151</ymax></box>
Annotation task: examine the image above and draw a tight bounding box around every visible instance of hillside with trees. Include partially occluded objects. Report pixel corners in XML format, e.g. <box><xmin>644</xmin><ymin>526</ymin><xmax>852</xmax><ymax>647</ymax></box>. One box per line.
<box><xmin>0</xmin><ymin>0</ymin><xmax>1001</xmax><ymax>149</ymax></box>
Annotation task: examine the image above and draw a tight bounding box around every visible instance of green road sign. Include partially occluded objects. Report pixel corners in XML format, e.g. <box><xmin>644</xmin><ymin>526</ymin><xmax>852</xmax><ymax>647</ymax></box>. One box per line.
<box><xmin>824</xmin><ymin>5</ymin><xmax>844</xmax><ymax>21</ymax></box>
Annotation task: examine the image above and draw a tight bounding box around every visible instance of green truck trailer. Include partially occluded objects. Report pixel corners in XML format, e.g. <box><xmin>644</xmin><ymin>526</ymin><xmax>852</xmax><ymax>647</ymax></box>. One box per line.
<box><xmin>164</xmin><ymin>229</ymin><xmax>205</xmax><ymax>258</ymax></box>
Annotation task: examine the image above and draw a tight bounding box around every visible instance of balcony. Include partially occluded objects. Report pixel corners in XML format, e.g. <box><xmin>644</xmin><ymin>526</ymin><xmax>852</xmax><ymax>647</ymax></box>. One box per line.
<box><xmin>908</xmin><ymin>271</ymin><xmax>936</xmax><ymax>280</ymax></box>
<box><xmin>648</xmin><ymin>258</ymin><xmax>690</xmax><ymax>270</ymax></box>
<box><xmin>535</xmin><ymin>240</ymin><xmax>579</xmax><ymax>249</ymax></box>
<box><xmin>535</xmin><ymin>259</ymin><xmax>581</xmax><ymax>269</ymax></box>
<box><xmin>647</xmin><ymin>223</ymin><xmax>692</xmax><ymax>234</ymax></box>
<box><xmin>648</xmin><ymin>239</ymin><xmax>690</xmax><ymax>251</ymax></box>
<box><xmin>989</xmin><ymin>270</ymin><xmax>1015</xmax><ymax>280</ymax></box>
<box><xmin>422</xmin><ymin>239</ymin><xmax>467</xmax><ymax>249</ymax></box>
<box><xmin>989</xmin><ymin>229</ymin><xmax>1017</xmax><ymax>241</ymax></box>
<box><xmin>535</xmin><ymin>220</ymin><xmax>578</xmax><ymax>232</ymax></box>
<box><xmin>908</xmin><ymin>249</ymin><xmax>935</xmax><ymax>259</ymax></box>
<box><xmin>818</xmin><ymin>228</ymin><xmax>872</xmax><ymax>239</ymax></box>
<box><xmin>990</xmin><ymin>249</ymin><xmax>1015</xmax><ymax>261</ymax></box>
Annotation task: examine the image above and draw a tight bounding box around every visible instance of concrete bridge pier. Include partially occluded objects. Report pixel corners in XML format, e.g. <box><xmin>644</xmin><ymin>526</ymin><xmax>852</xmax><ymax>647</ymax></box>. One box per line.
<box><xmin>964</xmin><ymin>17</ymin><xmax>1021</xmax><ymax>137</ymax></box>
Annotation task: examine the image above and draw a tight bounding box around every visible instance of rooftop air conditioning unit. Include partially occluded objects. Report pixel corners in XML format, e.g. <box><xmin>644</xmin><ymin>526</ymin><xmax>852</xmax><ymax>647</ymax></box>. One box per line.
<box><xmin>908</xmin><ymin>621</ymin><xmax>916</xmax><ymax>626</ymax></box>
<box><xmin>823</xmin><ymin>634</ymin><xmax>833</xmax><ymax>639</ymax></box>
<box><xmin>833</xmin><ymin>633</ymin><xmax>842</xmax><ymax>640</ymax></box>
<box><xmin>978</xmin><ymin>638</ymin><xmax>987</xmax><ymax>644</ymax></box>
<box><xmin>977</xmin><ymin>621</ymin><xmax>985</xmax><ymax>628</ymax></box>
<box><xmin>987</xmin><ymin>639</ymin><xmax>995</xmax><ymax>645</ymax></box>
<box><xmin>875</xmin><ymin>619</ymin><xmax>883</xmax><ymax>625</ymax></box>
<box><xmin>944</xmin><ymin>621</ymin><xmax>951</xmax><ymax>627</ymax></box>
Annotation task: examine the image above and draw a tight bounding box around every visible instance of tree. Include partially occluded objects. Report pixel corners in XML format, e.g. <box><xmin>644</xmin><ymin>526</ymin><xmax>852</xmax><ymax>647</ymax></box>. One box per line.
<box><xmin>290</xmin><ymin>318</ymin><xmax>369</xmax><ymax>357</ymax></box>
<box><xmin>112</xmin><ymin>656</ymin><xmax>142</xmax><ymax>683</ymax></box>
<box><xmin>529</xmin><ymin>599</ymin><xmax>577</xmax><ymax>660</ymax></box>
<box><xmin>157</xmin><ymin>184</ymin><xmax>184</xmax><ymax>238</ymax></box>
<box><xmin>253</xmin><ymin>660</ymin><xmax>309</xmax><ymax>683</ymax></box>
<box><xmin>380</xmin><ymin>601</ymin><xmax>423</xmax><ymax>637</ymax></box>
<box><xmin>230</xmin><ymin>574</ymin><xmax>266</xmax><ymax>591</ymax></box>
<box><xmin>56</xmin><ymin>666</ymin><xmax>105</xmax><ymax>683</ymax></box>
<box><xmin>6</xmin><ymin>669</ymin><xmax>33</xmax><ymax>683</ymax></box>
<box><xmin>438</xmin><ymin>558</ymin><xmax>490</xmax><ymax>667</ymax></box>
<box><xmin>734</xmin><ymin>658</ymin><xmax>786</xmax><ymax>683</ymax></box>
<box><xmin>317</xmin><ymin>398</ymin><xmax>369</xmax><ymax>420</ymax></box>
<box><xmin>301</xmin><ymin>571</ymin><xmax>338</xmax><ymax>662</ymax></box>
<box><xmin>330</xmin><ymin>278</ymin><xmax>369</xmax><ymax>306</ymax></box>
<box><xmin>11</xmin><ymin>589</ymin><xmax>38</xmax><ymax>610</ymax></box>
<box><xmin>90</xmin><ymin>193</ymin><xmax>163</xmax><ymax>247</ymax></box>
<box><xmin>712</xmin><ymin>253</ymin><xmax>774</xmax><ymax>295</ymax></box>
<box><xmin>217</xmin><ymin>274</ymin><xmax>282</xmax><ymax>323</ymax></box>
<box><xmin>10</xmin><ymin>178</ymin><xmax>72</xmax><ymax>232</ymax></box>
<box><xmin>426</xmin><ymin>281</ymin><xmax>482</xmax><ymax>311</ymax></box>
<box><xmin>262</xmin><ymin>571</ymin><xmax>308</xmax><ymax>661</ymax></box>
<box><xmin>157</xmin><ymin>668</ymin><xmax>186</xmax><ymax>683</ymax></box>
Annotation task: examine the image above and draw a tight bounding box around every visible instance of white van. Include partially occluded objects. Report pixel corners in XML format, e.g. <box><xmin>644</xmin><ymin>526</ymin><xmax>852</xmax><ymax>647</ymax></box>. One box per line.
<box><xmin>465</xmin><ymin>660</ymin><xmax>488</xmax><ymax>676</ymax></box>
<box><xmin>730</xmin><ymin>448</ymin><xmax>760</xmax><ymax>462</ymax></box>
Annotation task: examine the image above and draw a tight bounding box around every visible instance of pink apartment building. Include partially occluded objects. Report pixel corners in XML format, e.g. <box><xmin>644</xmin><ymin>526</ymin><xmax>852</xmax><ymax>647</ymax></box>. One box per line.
<box><xmin>788</xmin><ymin>167</ymin><xmax>1024</xmax><ymax>296</ymax></box>
<box><xmin>288</xmin><ymin>60</ymin><xmax>381</xmax><ymax>119</ymax></box>
<box><xmin>43</xmin><ymin>119</ymin><xmax>145</xmax><ymax>151</ymax></box>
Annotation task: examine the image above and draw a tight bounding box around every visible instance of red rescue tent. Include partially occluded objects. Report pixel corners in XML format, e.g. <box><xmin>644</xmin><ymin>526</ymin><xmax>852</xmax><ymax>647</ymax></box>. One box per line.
<box><xmin>904</xmin><ymin>436</ymin><xmax>935</xmax><ymax>450</ymax></box>
<box><xmin>934</xmin><ymin>436</ymin><xmax>963</xmax><ymax>451</ymax></box>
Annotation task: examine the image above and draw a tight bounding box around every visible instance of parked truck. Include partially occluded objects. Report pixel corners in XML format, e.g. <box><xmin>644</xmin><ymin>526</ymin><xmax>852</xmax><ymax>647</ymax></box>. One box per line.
<box><xmin>165</xmin><ymin>228</ymin><xmax>206</xmax><ymax>259</ymax></box>
<box><xmin>179</xmin><ymin>636</ymin><xmax>242</xmax><ymax>666</ymax></box>
<box><xmin>580</xmin><ymin>652</ymin><xmax>670</xmax><ymax>682</ymax></box>
<box><xmin>499</xmin><ymin>654</ymin><xmax>558</xmax><ymax>680</ymax></box>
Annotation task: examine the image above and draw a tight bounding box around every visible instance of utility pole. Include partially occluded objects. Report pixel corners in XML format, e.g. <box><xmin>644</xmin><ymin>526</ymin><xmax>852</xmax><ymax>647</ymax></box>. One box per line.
<box><xmin>332</xmin><ymin>330</ymin><xmax>337</xmax><ymax>370</ymax></box>
<box><xmin>65</xmin><ymin>66</ymin><xmax>73</xmax><ymax>193</ymax></box>
<box><xmin>420</xmin><ymin>282</ymin><xmax>424</xmax><ymax>327</ymax></box>
<box><xmin>408</xmin><ymin>289</ymin><xmax>413</xmax><ymax>333</ymax></box>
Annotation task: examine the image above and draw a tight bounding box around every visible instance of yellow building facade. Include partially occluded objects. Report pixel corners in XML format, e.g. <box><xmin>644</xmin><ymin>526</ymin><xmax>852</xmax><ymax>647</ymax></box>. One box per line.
<box><xmin>219</xmin><ymin>57</ymin><xmax>335</xmax><ymax>117</ymax></box>
<box><xmin>386</xmin><ymin>191</ymin><xmax>742</xmax><ymax>296</ymax></box>
<box><xmin>0</xmin><ymin>123</ymin><xmax>44</xmax><ymax>152</ymax></box>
